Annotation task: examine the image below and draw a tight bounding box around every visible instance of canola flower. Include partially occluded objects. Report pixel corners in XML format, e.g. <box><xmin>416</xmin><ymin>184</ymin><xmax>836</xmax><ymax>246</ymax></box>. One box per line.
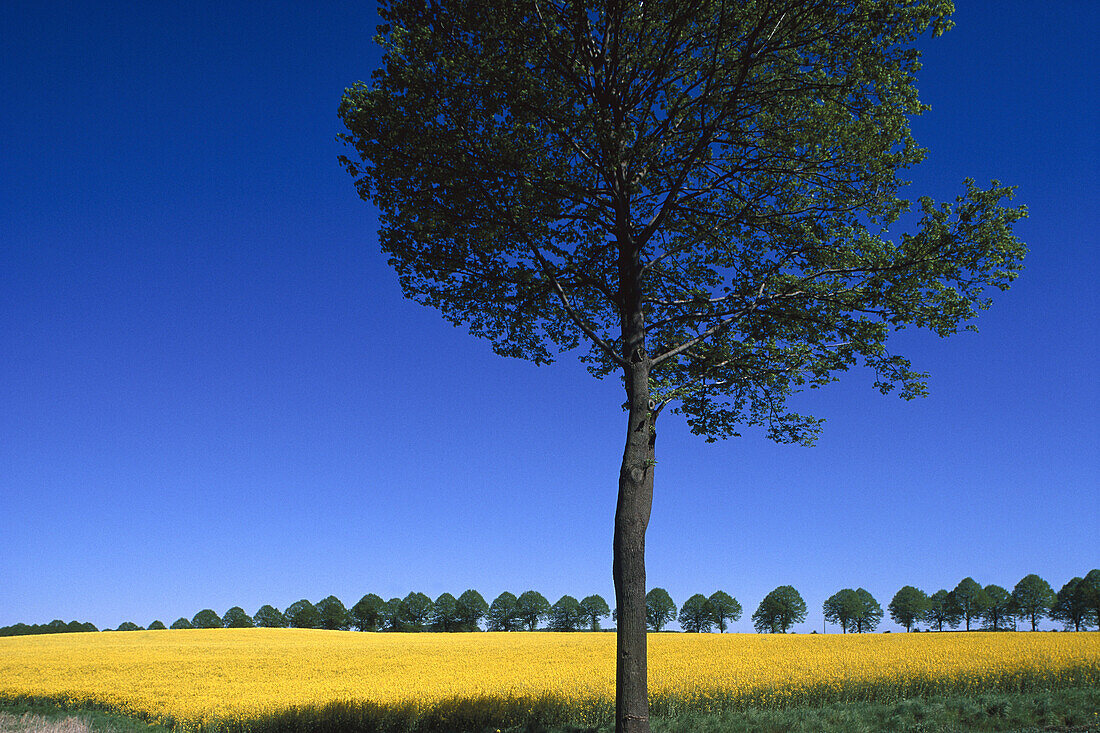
<box><xmin>0</xmin><ymin>629</ymin><xmax>1097</xmax><ymax>729</ymax></box>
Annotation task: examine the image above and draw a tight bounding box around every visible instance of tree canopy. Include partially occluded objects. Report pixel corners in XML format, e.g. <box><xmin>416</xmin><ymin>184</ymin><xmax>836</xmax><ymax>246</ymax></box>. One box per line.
<box><xmin>340</xmin><ymin>1</ymin><xmax>1026</xmax><ymax>727</ymax></box>
<box><xmin>752</xmin><ymin>585</ymin><xmax>807</xmax><ymax>633</ymax></box>
<box><xmin>888</xmin><ymin>586</ymin><xmax>929</xmax><ymax>632</ymax></box>
<box><xmin>645</xmin><ymin>588</ymin><xmax>677</xmax><ymax>632</ymax></box>
<box><xmin>1010</xmin><ymin>575</ymin><xmax>1055</xmax><ymax>632</ymax></box>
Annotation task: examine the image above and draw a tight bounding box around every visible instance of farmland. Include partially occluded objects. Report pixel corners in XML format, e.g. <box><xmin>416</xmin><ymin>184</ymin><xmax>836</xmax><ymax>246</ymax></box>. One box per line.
<box><xmin>1</xmin><ymin>629</ymin><xmax>1097</xmax><ymax>731</ymax></box>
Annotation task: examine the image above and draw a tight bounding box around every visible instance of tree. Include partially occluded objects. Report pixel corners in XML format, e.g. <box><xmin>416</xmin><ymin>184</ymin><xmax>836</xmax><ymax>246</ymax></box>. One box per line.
<box><xmin>285</xmin><ymin>600</ymin><xmax>321</xmax><ymax>629</ymax></box>
<box><xmin>117</xmin><ymin>621</ymin><xmax>142</xmax><ymax>631</ymax></box>
<box><xmin>1079</xmin><ymin>569</ymin><xmax>1100</xmax><ymax>630</ymax></box>
<box><xmin>852</xmin><ymin>588</ymin><xmax>883</xmax><ymax>633</ymax></box>
<box><xmin>1051</xmin><ymin>577</ymin><xmax>1089</xmax><ymax>632</ymax></box>
<box><xmin>148</xmin><ymin>620</ymin><xmax>167</xmax><ymax>630</ymax></box>
<box><xmin>254</xmin><ymin>604</ymin><xmax>289</xmax><ymax>629</ymax></box>
<box><xmin>678</xmin><ymin>594</ymin><xmax>713</xmax><ymax>632</ymax></box>
<box><xmin>951</xmin><ymin>578</ymin><xmax>988</xmax><ymax>632</ymax></box>
<box><xmin>170</xmin><ymin>617</ymin><xmax>193</xmax><ymax>630</ymax></box>
<box><xmin>222</xmin><ymin>607</ymin><xmax>254</xmax><ymax>628</ymax></box>
<box><xmin>1010</xmin><ymin>575</ymin><xmax>1055</xmax><ymax>632</ymax></box>
<box><xmin>516</xmin><ymin>590</ymin><xmax>552</xmax><ymax>631</ymax></box>
<box><xmin>645</xmin><ymin>589</ymin><xmax>676</xmax><ymax>632</ymax></box>
<box><xmin>708</xmin><ymin>591</ymin><xmax>742</xmax><ymax>632</ymax></box>
<box><xmin>550</xmin><ymin>595</ymin><xmax>584</xmax><ymax>631</ymax></box>
<box><xmin>316</xmin><ymin>595</ymin><xmax>350</xmax><ymax>630</ymax></box>
<box><xmin>431</xmin><ymin>593</ymin><xmax>462</xmax><ymax>632</ymax></box>
<box><xmin>580</xmin><ymin>594</ymin><xmax>611</xmax><ymax>631</ymax></box>
<box><xmin>383</xmin><ymin>597</ymin><xmax>404</xmax><ymax>631</ymax></box>
<box><xmin>888</xmin><ymin>586</ymin><xmax>929</xmax><ymax>632</ymax></box>
<box><xmin>400</xmin><ymin>592</ymin><xmax>434</xmax><ymax>631</ymax></box>
<box><xmin>191</xmin><ymin>609</ymin><xmax>222</xmax><ymax>630</ymax></box>
<box><xmin>923</xmin><ymin>590</ymin><xmax>960</xmax><ymax>631</ymax></box>
<box><xmin>339</xmin><ymin>3</ymin><xmax>1025</xmax><ymax>729</ymax></box>
<box><xmin>979</xmin><ymin>584</ymin><xmax>1013</xmax><ymax>631</ymax></box>
<box><xmin>456</xmin><ymin>589</ymin><xmax>489</xmax><ymax>631</ymax></box>
<box><xmin>487</xmin><ymin>592</ymin><xmax>521</xmax><ymax>631</ymax></box>
<box><xmin>753</xmin><ymin>586</ymin><xmax>807</xmax><ymax>633</ymax></box>
<box><xmin>349</xmin><ymin>594</ymin><xmax>385</xmax><ymax>632</ymax></box>
<box><xmin>823</xmin><ymin>589</ymin><xmax>860</xmax><ymax>633</ymax></box>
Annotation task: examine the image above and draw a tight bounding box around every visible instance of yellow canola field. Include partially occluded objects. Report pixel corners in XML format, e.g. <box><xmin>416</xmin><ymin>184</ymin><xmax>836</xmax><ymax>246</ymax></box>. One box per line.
<box><xmin>0</xmin><ymin>629</ymin><xmax>1097</xmax><ymax>727</ymax></box>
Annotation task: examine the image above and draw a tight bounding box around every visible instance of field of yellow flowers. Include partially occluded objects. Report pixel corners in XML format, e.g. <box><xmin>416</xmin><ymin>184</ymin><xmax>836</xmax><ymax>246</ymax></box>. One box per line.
<box><xmin>1</xmin><ymin>629</ymin><xmax>1097</xmax><ymax>729</ymax></box>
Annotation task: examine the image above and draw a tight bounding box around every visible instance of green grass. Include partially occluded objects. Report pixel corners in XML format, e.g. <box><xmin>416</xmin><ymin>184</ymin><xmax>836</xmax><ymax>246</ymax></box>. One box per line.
<box><xmin>6</xmin><ymin>687</ymin><xmax>1098</xmax><ymax>733</ymax></box>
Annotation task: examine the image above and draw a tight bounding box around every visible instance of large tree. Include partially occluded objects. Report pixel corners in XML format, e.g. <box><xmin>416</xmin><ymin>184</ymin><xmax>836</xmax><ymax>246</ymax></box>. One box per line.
<box><xmin>456</xmin><ymin>589</ymin><xmax>490</xmax><ymax>631</ymax></box>
<box><xmin>678</xmin><ymin>594</ymin><xmax>714</xmax><ymax>632</ymax></box>
<box><xmin>823</xmin><ymin>588</ymin><xmax>860</xmax><ymax>633</ymax></box>
<box><xmin>1010</xmin><ymin>575</ymin><xmax>1054</xmax><ymax>632</ymax></box>
<box><xmin>516</xmin><ymin>590</ymin><xmax>552</xmax><ymax>631</ymax></box>
<box><xmin>708</xmin><ymin>591</ymin><xmax>741</xmax><ymax>632</ymax></box>
<box><xmin>923</xmin><ymin>589</ymin><xmax>960</xmax><ymax>632</ymax></box>
<box><xmin>980</xmin><ymin>584</ymin><xmax>1013</xmax><ymax>631</ymax></box>
<box><xmin>350</xmin><ymin>594</ymin><xmax>386</xmax><ymax>632</ymax></box>
<box><xmin>752</xmin><ymin>585</ymin><xmax>807</xmax><ymax>633</ymax></box>
<box><xmin>1051</xmin><ymin>577</ymin><xmax>1089</xmax><ymax>632</ymax></box>
<box><xmin>951</xmin><ymin>578</ymin><xmax>988</xmax><ymax>632</ymax></box>
<box><xmin>316</xmin><ymin>595</ymin><xmax>351</xmax><ymax>630</ymax></box>
<box><xmin>254</xmin><ymin>604</ymin><xmax>288</xmax><ymax>629</ymax></box>
<box><xmin>580</xmin><ymin>594</ymin><xmax>612</xmax><ymax>631</ymax></box>
<box><xmin>888</xmin><ymin>586</ymin><xmax>929</xmax><ymax>632</ymax></box>
<box><xmin>339</xmin><ymin>1</ymin><xmax>1026</xmax><ymax>728</ymax></box>
<box><xmin>644</xmin><ymin>588</ymin><xmax>676</xmax><ymax>632</ymax></box>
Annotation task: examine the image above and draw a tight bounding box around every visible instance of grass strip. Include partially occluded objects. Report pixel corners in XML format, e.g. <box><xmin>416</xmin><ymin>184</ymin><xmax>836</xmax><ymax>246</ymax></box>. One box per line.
<box><xmin>5</xmin><ymin>687</ymin><xmax>1098</xmax><ymax>733</ymax></box>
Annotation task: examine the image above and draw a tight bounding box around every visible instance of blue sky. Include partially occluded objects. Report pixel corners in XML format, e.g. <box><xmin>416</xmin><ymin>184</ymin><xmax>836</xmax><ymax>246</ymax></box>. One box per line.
<box><xmin>1</xmin><ymin>2</ymin><xmax>1096</xmax><ymax>633</ymax></box>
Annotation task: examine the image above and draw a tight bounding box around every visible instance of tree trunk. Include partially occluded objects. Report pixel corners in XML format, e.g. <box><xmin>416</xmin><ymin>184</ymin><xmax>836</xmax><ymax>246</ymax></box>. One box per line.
<box><xmin>614</xmin><ymin>352</ymin><xmax>655</xmax><ymax>733</ymax></box>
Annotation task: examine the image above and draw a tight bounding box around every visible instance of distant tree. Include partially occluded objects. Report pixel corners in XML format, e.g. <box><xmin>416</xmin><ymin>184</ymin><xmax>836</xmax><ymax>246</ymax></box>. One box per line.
<box><xmin>147</xmin><ymin>620</ymin><xmax>167</xmax><ymax>630</ymax></box>
<box><xmin>980</xmin><ymin>584</ymin><xmax>1014</xmax><ymax>631</ymax></box>
<box><xmin>678</xmin><ymin>594</ymin><xmax>713</xmax><ymax>633</ymax></box>
<box><xmin>753</xmin><ymin>586</ymin><xmax>807</xmax><ymax>633</ymax></box>
<box><xmin>889</xmin><ymin>586</ymin><xmax>929</xmax><ymax>632</ymax></box>
<box><xmin>1080</xmin><ymin>569</ymin><xmax>1100</xmax><ymax>630</ymax></box>
<box><xmin>923</xmin><ymin>590</ymin><xmax>960</xmax><ymax>631</ymax></box>
<box><xmin>400</xmin><ymin>592</ymin><xmax>434</xmax><ymax>631</ymax></box>
<box><xmin>170</xmin><ymin>617</ymin><xmax>194</xmax><ymax>630</ymax></box>
<box><xmin>316</xmin><ymin>595</ymin><xmax>350</xmax><ymax>630</ymax></box>
<box><xmin>1010</xmin><ymin>575</ymin><xmax>1055</xmax><ymax>631</ymax></box>
<box><xmin>516</xmin><ymin>591</ymin><xmax>551</xmax><ymax>631</ymax></box>
<box><xmin>383</xmin><ymin>597</ymin><xmax>404</xmax><ymax>631</ymax></box>
<box><xmin>63</xmin><ymin>621</ymin><xmax>85</xmax><ymax>633</ymax></box>
<box><xmin>951</xmin><ymin>578</ymin><xmax>988</xmax><ymax>631</ymax></box>
<box><xmin>1051</xmin><ymin>577</ymin><xmax>1090</xmax><ymax>632</ymax></box>
<box><xmin>429</xmin><ymin>593</ymin><xmax>461</xmax><ymax>632</ymax></box>
<box><xmin>707</xmin><ymin>591</ymin><xmax>742</xmax><ymax>633</ymax></box>
<box><xmin>487</xmin><ymin>592</ymin><xmax>521</xmax><ymax>631</ymax></box>
<box><xmin>46</xmin><ymin>620</ymin><xmax>67</xmax><ymax>634</ymax></box>
<box><xmin>191</xmin><ymin>609</ymin><xmax>222</xmax><ymax>630</ymax></box>
<box><xmin>645</xmin><ymin>589</ymin><xmax>676</xmax><ymax>632</ymax></box>
<box><xmin>549</xmin><ymin>595</ymin><xmax>584</xmax><ymax>631</ymax></box>
<box><xmin>823</xmin><ymin>589</ymin><xmax>860</xmax><ymax>633</ymax></box>
<box><xmin>223</xmin><ymin>607</ymin><xmax>254</xmax><ymax>629</ymax></box>
<box><xmin>852</xmin><ymin>588</ymin><xmax>883</xmax><ymax>633</ymax></box>
<box><xmin>580</xmin><ymin>595</ymin><xmax>611</xmax><ymax>631</ymax></box>
<box><xmin>349</xmin><ymin>594</ymin><xmax>385</xmax><ymax>632</ymax></box>
<box><xmin>285</xmin><ymin>600</ymin><xmax>321</xmax><ymax>629</ymax></box>
<box><xmin>456</xmin><ymin>589</ymin><xmax>489</xmax><ymax>631</ymax></box>
<box><xmin>254</xmin><ymin>605</ymin><xmax>288</xmax><ymax>629</ymax></box>
<box><xmin>117</xmin><ymin>622</ymin><xmax>142</xmax><ymax>631</ymax></box>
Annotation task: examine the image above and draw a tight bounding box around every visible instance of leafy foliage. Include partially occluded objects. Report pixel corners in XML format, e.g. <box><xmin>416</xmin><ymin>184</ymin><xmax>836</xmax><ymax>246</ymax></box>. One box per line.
<box><xmin>316</xmin><ymin>596</ymin><xmax>350</xmax><ymax>631</ymax></box>
<box><xmin>191</xmin><ymin>609</ymin><xmax>222</xmax><ymax>630</ymax></box>
<box><xmin>516</xmin><ymin>591</ymin><xmax>551</xmax><ymax>631</ymax></box>
<box><xmin>753</xmin><ymin>586</ymin><xmax>807</xmax><ymax>633</ymax></box>
<box><xmin>645</xmin><ymin>589</ymin><xmax>677</xmax><ymax>632</ymax></box>
<box><xmin>888</xmin><ymin>586</ymin><xmax>929</xmax><ymax>632</ymax></box>
<box><xmin>456</xmin><ymin>589</ymin><xmax>490</xmax><ymax>632</ymax></box>
<box><xmin>549</xmin><ymin>595</ymin><xmax>584</xmax><ymax>631</ymax></box>
<box><xmin>707</xmin><ymin>591</ymin><xmax>742</xmax><ymax>633</ymax></box>
<box><xmin>1011</xmin><ymin>574</ymin><xmax>1055</xmax><ymax>632</ymax></box>
<box><xmin>285</xmin><ymin>600</ymin><xmax>320</xmax><ymax>630</ymax></box>
<box><xmin>579</xmin><ymin>595</ymin><xmax>611</xmax><ymax>632</ymax></box>
<box><xmin>350</xmin><ymin>594</ymin><xmax>385</xmax><ymax>632</ymax></box>
<box><xmin>678</xmin><ymin>594</ymin><xmax>714</xmax><ymax>633</ymax></box>
<box><xmin>254</xmin><ymin>605</ymin><xmax>288</xmax><ymax>629</ymax></box>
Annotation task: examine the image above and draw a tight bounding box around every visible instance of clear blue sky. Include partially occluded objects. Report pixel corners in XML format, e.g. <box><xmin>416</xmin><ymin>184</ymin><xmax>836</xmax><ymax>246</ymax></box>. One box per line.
<box><xmin>1</xmin><ymin>2</ymin><xmax>1097</xmax><ymax>633</ymax></box>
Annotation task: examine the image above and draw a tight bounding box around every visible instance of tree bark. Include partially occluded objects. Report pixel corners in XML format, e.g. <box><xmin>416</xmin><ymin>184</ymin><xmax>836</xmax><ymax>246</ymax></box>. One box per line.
<box><xmin>613</xmin><ymin>215</ymin><xmax>654</xmax><ymax>731</ymax></box>
<box><xmin>614</xmin><ymin>352</ymin><xmax>654</xmax><ymax>733</ymax></box>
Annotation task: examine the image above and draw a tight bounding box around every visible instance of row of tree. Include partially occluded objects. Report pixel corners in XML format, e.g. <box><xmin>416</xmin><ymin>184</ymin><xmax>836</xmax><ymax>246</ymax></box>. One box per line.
<box><xmin>0</xmin><ymin>620</ymin><xmax>99</xmax><ymax>637</ymax></box>
<box><xmin>885</xmin><ymin>572</ymin><xmax>1100</xmax><ymax>633</ymax></box>
<box><xmin>6</xmin><ymin>571</ymin><xmax>1096</xmax><ymax>636</ymax></box>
